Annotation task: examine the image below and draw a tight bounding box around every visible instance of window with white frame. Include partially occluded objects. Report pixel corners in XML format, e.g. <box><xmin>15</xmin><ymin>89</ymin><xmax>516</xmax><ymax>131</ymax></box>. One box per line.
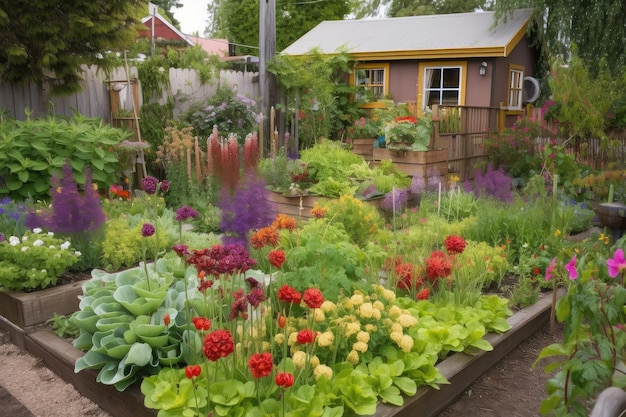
<box><xmin>422</xmin><ymin>66</ymin><xmax>462</xmax><ymax>108</ymax></box>
<box><xmin>354</xmin><ymin>66</ymin><xmax>386</xmax><ymax>101</ymax></box>
<box><xmin>508</xmin><ymin>65</ymin><xmax>525</xmax><ymax>109</ymax></box>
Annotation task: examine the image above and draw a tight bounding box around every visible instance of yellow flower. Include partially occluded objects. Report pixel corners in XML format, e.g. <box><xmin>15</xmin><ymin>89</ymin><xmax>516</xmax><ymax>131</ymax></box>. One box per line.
<box><xmin>321</xmin><ymin>300</ymin><xmax>337</xmax><ymax>313</ymax></box>
<box><xmin>350</xmin><ymin>293</ymin><xmax>365</xmax><ymax>306</ymax></box>
<box><xmin>262</xmin><ymin>341</ymin><xmax>271</xmax><ymax>351</ymax></box>
<box><xmin>317</xmin><ymin>331</ymin><xmax>335</xmax><ymax>347</ymax></box>
<box><xmin>313</xmin><ymin>309</ymin><xmax>325</xmax><ymax>322</ymax></box>
<box><xmin>398</xmin><ymin>335</ymin><xmax>414</xmax><ymax>352</ymax></box>
<box><xmin>372</xmin><ymin>300</ymin><xmax>385</xmax><ymax>311</ymax></box>
<box><xmin>310</xmin><ymin>355</ymin><xmax>320</xmax><ymax>367</ymax></box>
<box><xmin>313</xmin><ymin>365</ymin><xmax>333</xmax><ymax>380</ymax></box>
<box><xmin>288</xmin><ymin>331</ymin><xmax>298</xmax><ymax>346</ymax></box>
<box><xmin>387</xmin><ymin>305</ymin><xmax>402</xmax><ymax>318</ymax></box>
<box><xmin>274</xmin><ymin>333</ymin><xmax>285</xmax><ymax>345</ymax></box>
<box><xmin>356</xmin><ymin>331</ymin><xmax>370</xmax><ymax>344</ymax></box>
<box><xmin>371</xmin><ymin>309</ymin><xmax>381</xmax><ymax>320</ymax></box>
<box><xmin>389</xmin><ymin>331</ymin><xmax>403</xmax><ymax>343</ymax></box>
<box><xmin>364</xmin><ymin>324</ymin><xmax>378</xmax><ymax>333</ymax></box>
<box><xmin>359</xmin><ymin>303</ymin><xmax>374</xmax><ymax>319</ymax></box>
<box><xmin>554</xmin><ymin>229</ymin><xmax>561</xmax><ymax>237</ymax></box>
<box><xmin>344</xmin><ymin>321</ymin><xmax>361</xmax><ymax>337</ymax></box>
<box><xmin>353</xmin><ymin>341</ymin><xmax>369</xmax><ymax>353</ymax></box>
<box><xmin>381</xmin><ymin>288</ymin><xmax>396</xmax><ymax>303</ymax></box>
<box><xmin>389</xmin><ymin>323</ymin><xmax>403</xmax><ymax>333</ymax></box>
<box><xmin>398</xmin><ymin>313</ymin><xmax>418</xmax><ymax>328</ymax></box>
<box><xmin>347</xmin><ymin>350</ymin><xmax>360</xmax><ymax>364</ymax></box>
<box><xmin>293</xmin><ymin>351</ymin><xmax>307</xmax><ymax>369</ymax></box>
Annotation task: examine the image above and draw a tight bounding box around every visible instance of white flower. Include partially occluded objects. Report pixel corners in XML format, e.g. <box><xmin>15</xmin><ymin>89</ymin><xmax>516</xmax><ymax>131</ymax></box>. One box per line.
<box><xmin>33</xmin><ymin>239</ymin><xmax>44</xmax><ymax>247</ymax></box>
<box><xmin>60</xmin><ymin>241</ymin><xmax>71</xmax><ymax>250</ymax></box>
<box><xmin>32</xmin><ymin>228</ymin><xmax>42</xmax><ymax>234</ymax></box>
<box><xmin>48</xmin><ymin>232</ymin><xmax>54</xmax><ymax>236</ymax></box>
<box><xmin>74</xmin><ymin>251</ymin><xmax>82</xmax><ymax>257</ymax></box>
<box><xmin>22</xmin><ymin>235</ymin><xmax>28</xmax><ymax>241</ymax></box>
<box><xmin>21</xmin><ymin>246</ymin><xmax>29</xmax><ymax>252</ymax></box>
<box><xmin>9</xmin><ymin>236</ymin><xmax>20</xmax><ymax>246</ymax></box>
<box><xmin>49</xmin><ymin>245</ymin><xmax>56</xmax><ymax>249</ymax></box>
<box><xmin>41</xmin><ymin>269</ymin><xmax>46</xmax><ymax>273</ymax></box>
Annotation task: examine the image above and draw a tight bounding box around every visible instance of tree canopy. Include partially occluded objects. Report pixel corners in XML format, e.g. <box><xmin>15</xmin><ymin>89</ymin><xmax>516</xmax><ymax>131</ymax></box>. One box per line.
<box><xmin>0</xmin><ymin>0</ymin><xmax>144</xmax><ymax>109</ymax></box>
<box><xmin>494</xmin><ymin>0</ymin><xmax>626</xmax><ymax>77</ymax></box>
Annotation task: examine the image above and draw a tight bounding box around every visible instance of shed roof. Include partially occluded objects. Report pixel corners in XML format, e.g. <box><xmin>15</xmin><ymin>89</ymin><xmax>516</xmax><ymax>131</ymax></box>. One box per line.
<box><xmin>282</xmin><ymin>9</ymin><xmax>533</xmax><ymax>60</ymax></box>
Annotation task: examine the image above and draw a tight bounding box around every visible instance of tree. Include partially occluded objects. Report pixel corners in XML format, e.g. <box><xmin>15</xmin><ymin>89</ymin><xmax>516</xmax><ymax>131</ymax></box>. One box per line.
<box><xmin>0</xmin><ymin>0</ymin><xmax>145</xmax><ymax>113</ymax></box>
<box><xmin>149</xmin><ymin>0</ymin><xmax>183</xmax><ymax>28</ymax></box>
<box><xmin>388</xmin><ymin>0</ymin><xmax>488</xmax><ymax>17</ymax></box>
<box><xmin>212</xmin><ymin>0</ymin><xmax>353</xmax><ymax>56</ymax></box>
<box><xmin>494</xmin><ymin>0</ymin><xmax>626</xmax><ymax>77</ymax></box>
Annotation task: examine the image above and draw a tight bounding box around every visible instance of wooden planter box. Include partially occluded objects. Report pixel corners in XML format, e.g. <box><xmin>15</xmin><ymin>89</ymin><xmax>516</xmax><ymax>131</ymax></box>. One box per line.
<box><xmin>372</xmin><ymin>148</ymin><xmax>449</xmax><ymax>178</ymax></box>
<box><xmin>20</xmin><ymin>290</ymin><xmax>558</xmax><ymax>417</ymax></box>
<box><xmin>0</xmin><ymin>279</ymin><xmax>87</xmax><ymax>329</ymax></box>
<box><xmin>266</xmin><ymin>191</ymin><xmax>384</xmax><ymax>218</ymax></box>
<box><xmin>351</xmin><ymin>137</ymin><xmax>378</xmax><ymax>161</ymax></box>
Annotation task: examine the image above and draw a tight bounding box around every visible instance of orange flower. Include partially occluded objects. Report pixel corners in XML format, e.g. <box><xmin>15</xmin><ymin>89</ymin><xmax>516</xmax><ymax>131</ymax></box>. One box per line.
<box><xmin>272</xmin><ymin>214</ymin><xmax>297</xmax><ymax>230</ymax></box>
<box><xmin>310</xmin><ymin>205</ymin><xmax>327</xmax><ymax>218</ymax></box>
<box><xmin>250</xmin><ymin>226</ymin><xmax>280</xmax><ymax>249</ymax></box>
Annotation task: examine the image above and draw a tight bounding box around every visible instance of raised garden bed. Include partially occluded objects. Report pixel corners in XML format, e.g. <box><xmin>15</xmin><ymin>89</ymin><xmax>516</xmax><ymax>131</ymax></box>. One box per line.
<box><xmin>372</xmin><ymin>148</ymin><xmax>449</xmax><ymax>178</ymax></box>
<box><xmin>11</xmin><ymin>290</ymin><xmax>557</xmax><ymax>417</ymax></box>
<box><xmin>266</xmin><ymin>191</ymin><xmax>384</xmax><ymax>218</ymax></box>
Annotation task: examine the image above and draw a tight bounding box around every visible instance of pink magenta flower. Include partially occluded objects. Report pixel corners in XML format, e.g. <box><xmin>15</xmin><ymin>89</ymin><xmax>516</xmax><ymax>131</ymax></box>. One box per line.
<box><xmin>564</xmin><ymin>255</ymin><xmax>578</xmax><ymax>280</ymax></box>
<box><xmin>607</xmin><ymin>249</ymin><xmax>626</xmax><ymax>278</ymax></box>
<box><xmin>545</xmin><ymin>257</ymin><xmax>556</xmax><ymax>281</ymax></box>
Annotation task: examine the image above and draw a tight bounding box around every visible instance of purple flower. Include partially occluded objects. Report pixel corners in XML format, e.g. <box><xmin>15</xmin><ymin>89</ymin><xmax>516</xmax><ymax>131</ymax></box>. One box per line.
<box><xmin>607</xmin><ymin>249</ymin><xmax>626</xmax><ymax>278</ymax></box>
<box><xmin>565</xmin><ymin>255</ymin><xmax>578</xmax><ymax>280</ymax></box>
<box><xmin>160</xmin><ymin>180</ymin><xmax>170</xmax><ymax>193</ymax></box>
<box><xmin>172</xmin><ymin>244</ymin><xmax>189</xmax><ymax>257</ymax></box>
<box><xmin>0</xmin><ymin>232</ymin><xmax>5</xmax><ymax>242</ymax></box>
<box><xmin>545</xmin><ymin>257</ymin><xmax>556</xmax><ymax>281</ymax></box>
<box><xmin>141</xmin><ymin>223</ymin><xmax>155</xmax><ymax>237</ymax></box>
<box><xmin>382</xmin><ymin>188</ymin><xmax>408</xmax><ymax>213</ymax></box>
<box><xmin>142</xmin><ymin>176</ymin><xmax>159</xmax><ymax>195</ymax></box>
<box><xmin>175</xmin><ymin>205</ymin><xmax>199</xmax><ymax>221</ymax></box>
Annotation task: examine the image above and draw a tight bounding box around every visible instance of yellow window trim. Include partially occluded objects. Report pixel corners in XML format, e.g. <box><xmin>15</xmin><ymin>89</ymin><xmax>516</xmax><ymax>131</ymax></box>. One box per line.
<box><xmin>507</xmin><ymin>64</ymin><xmax>525</xmax><ymax>110</ymax></box>
<box><xmin>417</xmin><ymin>61</ymin><xmax>467</xmax><ymax>116</ymax></box>
<box><xmin>350</xmin><ymin>63</ymin><xmax>390</xmax><ymax>107</ymax></box>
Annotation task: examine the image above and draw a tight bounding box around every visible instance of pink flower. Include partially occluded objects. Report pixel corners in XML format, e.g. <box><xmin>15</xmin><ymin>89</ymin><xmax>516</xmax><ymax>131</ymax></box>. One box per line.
<box><xmin>564</xmin><ymin>255</ymin><xmax>577</xmax><ymax>280</ymax></box>
<box><xmin>545</xmin><ymin>257</ymin><xmax>556</xmax><ymax>281</ymax></box>
<box><xmin>607</xmin><ymin>249</ymin><xmax>626</xmax><ymax>278</ymax></box>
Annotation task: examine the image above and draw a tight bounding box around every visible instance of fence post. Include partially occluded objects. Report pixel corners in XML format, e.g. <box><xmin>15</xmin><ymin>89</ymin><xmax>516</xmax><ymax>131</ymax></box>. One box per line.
<box><xmin>430</xmin><ymin>104</ymin><xmax>440</xmax><ymax>149</ymax></box>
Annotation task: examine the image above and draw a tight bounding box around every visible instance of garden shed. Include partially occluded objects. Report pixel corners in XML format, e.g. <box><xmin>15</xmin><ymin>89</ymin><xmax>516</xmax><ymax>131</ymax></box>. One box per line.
<box><xmin>282</xmin><ymin>9</ymin><xmax>539</xmax><ymax>121</ymax></box>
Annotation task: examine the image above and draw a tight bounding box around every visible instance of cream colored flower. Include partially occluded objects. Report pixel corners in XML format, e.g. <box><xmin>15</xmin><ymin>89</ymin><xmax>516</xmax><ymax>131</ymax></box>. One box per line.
<box><xmin>356</xmin><ymin>331</ymin><xmax>370</xmax><ymax>344</ymax></box>
<box><xmin>371</xmin><ymin>309</ymin><xmax>381</xmax><ymax>320</ymax></box>
<box><xmin>350</xmin><ymin>293</ymin><xmax>365</xmax><ymax>306</ymax></box>
<box><xmin>389</xmin><ymin>323</ymin><xmax>403</xmax><ymax>333</ymax></box>
<box><xmin>372</xmin><ymin>300</ymin><xmax>385</xmax><ymax>311</ymax></box>
<box><xmin>381</xmin><ymin>288</ymin><xmax>396</xmax><ymax>303</ymax></box>
<box><xmin>313</xmin><ymin>309</ymin><xmax>325</xmax><ymax>322</ymax></box>
<box><xmin>398</xmin><ymin>335</ymin><xmax>414</xmax><ymax>352</ymax></box>
<box><xmin>320</xmin><ymin>300</ymin><xmax>337</xmax><ymax>313</ymax></box>
<box><xmin>347</xmin><ymin>350</ymin><xmax>359</xmax><ymax>364</ymax></box>
<box><xmin>310</xmin><ymin>355</ymin><xmax>320</xmax><ymax>367</ymax></box>
<box><xmin>387</xmin><ymin>305</ymin><xmax>402</xmax><ymax>318</ymax></box>
<box><xmin>389</xmin><ymin>331</ymin><xmax>403</xmax><ymax>343</ymax></box>
<box><xmin>292</xmin><ymin>351</ymin><xmax>307</xmax><ymax>369</ymax></box>
<box><xmin>288</xmin><ymin>331</ymin><xmax>298</xmax><ymax>347</ymax></box>
<box><xmin>364</xmin><ymin>324</ymin><xmax>378</xmax><ymax>333</ymax></box>
<box><xmin>358</xmin><ymin>303</ymin><xmax>374</xmax><ymax>319</ymax></box>
<box><xmin>343</xmin><ymin>321</ymin><xmax>361</xmax><ymax>337</ymax></box>
<box><xmin>317</xmin><ymin>331</ymin><xmax>335</xmax><ymax>347</ymax></box>
<box><xmin>313</xmin><ymin>365</ymin><xmax>333</xmax><ymax>380</ymax></box>
<box><xmin>274</xmin><ymin>333</ymin><xmax>285</xmax><ymax>345</ymax></box>
<box><xmin>262</xmin><ymin>341</ymin><xmax>271</xmax><ymax>351</ymax></box>
<box><xmin>352</xmin><ymin>341</ymin><xmax>368</xmax><ymax>353</ymax></box>
<box><xmin>398</xmin><ymin>313</ymin><xmax>418</xmax><ymax>328</ymax></box>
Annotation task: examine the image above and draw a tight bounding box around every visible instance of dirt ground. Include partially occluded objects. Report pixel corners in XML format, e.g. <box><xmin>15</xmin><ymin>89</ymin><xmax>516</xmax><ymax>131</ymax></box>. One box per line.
<box><xmin>0</xmin><ymin>319</ymin><xmax>564</xmax><ymax>417</ymax></box>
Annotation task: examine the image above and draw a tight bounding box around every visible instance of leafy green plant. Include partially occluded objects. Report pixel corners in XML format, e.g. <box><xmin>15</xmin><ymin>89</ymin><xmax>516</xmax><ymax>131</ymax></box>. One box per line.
<box><xmin>46</xmin><ymin>313</ymin><xmax>80</xmax><ymax>339</ymax></box>
<box><xmin>0</xmin><ymin>112</ymin><xmax>129</xmax><ymax>200</ymax></box>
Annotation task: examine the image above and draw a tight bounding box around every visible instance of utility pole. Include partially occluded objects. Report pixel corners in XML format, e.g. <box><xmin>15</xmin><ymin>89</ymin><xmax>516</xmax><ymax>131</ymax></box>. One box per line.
<box><xmin>259</xmin><ymin>0</ymin><xmax>276</xmax><ymax>156</ymax></box>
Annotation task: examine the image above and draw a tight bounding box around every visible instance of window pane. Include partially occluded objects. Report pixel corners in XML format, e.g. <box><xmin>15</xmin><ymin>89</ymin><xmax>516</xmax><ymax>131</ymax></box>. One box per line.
<box><xmin>442</xmin><ymin>90</ymin><xmax>459</xmax><ymax>106</ymax></box>
<box><xmin>443</xmin><ymin>68</ymin><xmax>460</xmax><ymax>88</ymax></box>
<box><xmin>427</xmin><ymin>90</ymin><xmax>441</xmax><ymax>106</ymax></box>
<box><xmin>372</xmin><ymin>69</ymin><xmax>384</xmax><ymax>85</ymax></box>
<box><xmin>428</xmin><ymin>69</ymin><xmax>441</xmax><ymax>88</ymax></box>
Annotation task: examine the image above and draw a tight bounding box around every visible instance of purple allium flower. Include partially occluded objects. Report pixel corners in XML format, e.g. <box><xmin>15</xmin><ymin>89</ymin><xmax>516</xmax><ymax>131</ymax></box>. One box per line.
<box><xmin>172</xmin><ymin>244</ymin><xmax>189</xmax><ymax>257</ymax></box>
<box><xmin>175</xmin><ymin>205</ymin><xmax>199</xmax><ymax>221</ymax></box>
<box><xmin>382</xmin><ymin>188</ymin><xmax>408</xmax><ymax>213</ymax></box>
<box><xmin>142</xmin><ymin>176</ymin><xmax>159</xmax><ymax>195</ymax></box>
<box><xmin>141</xmin><ymin>223</ymin><xmax>155</xmax><ymax>237</ymax></box>
<box><xmin>160</xmin><ymin>180</ymin><xmax>170</xmax><ymax>193</ymax></box>
<box><xmin>411</xmin><ymin>176</ymin><xmax>426</xmax><ymax>194</ymax></box>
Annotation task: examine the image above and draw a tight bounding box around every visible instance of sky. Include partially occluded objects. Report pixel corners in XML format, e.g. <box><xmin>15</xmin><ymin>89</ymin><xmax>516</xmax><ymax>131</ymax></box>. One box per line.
<box><xmin>173</xmin><ymin>0</ymin><xmax>211</xmax><ymax>35</ymax></box>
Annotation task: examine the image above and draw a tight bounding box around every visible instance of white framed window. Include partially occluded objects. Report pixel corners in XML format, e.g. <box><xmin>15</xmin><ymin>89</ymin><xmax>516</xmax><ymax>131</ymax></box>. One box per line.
<box><xmin>508</xmin><ymin>64</ymin><xmax>525</xmax><ymax>109</ymax></box>
<box><xmin>353</xmin><ymin>64</ymin><xmax>389</xmax><ymax>102</ymax></box>
<box><xmin>422</xmin><ymin>66</ymin><xmax>462</xmax><ymax>108</ymax></box>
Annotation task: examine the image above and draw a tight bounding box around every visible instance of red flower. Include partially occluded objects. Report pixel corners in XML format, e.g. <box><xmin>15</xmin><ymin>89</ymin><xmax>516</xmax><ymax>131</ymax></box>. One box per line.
<box><xmin>203</xmin><ymin>330</ymin><xmax>234</xmax><ymax>361</ymax></box>
<box><xmin>163</xmin><ymin>313</ymin><xmax>170</xmax><ymax>326</ymax></box>
<box><xmin>185</xmin><ymin>365</ymin><xmax>201</xmax><ymax>379</ymax></box>
<box><xmin>416</xmin><ymin>288</ymin><xmax>430</xmax><ymax>300</ymax></box>
<box><xmin>247</xmin><ymin>287</ymin><xmax>266</xmax><ymax>308</ymax></box>
<box><xmin>444</xmin><ymin>235</ymin><xmax>467</xmax><ymax>254</ymax></box>
<box><xmin>230</xmin><ymin>297</ymin><xmax>249</xmax><ymax>320</ymax></box>
<box><xmin>275</xmin><ymin>372</ymin><xmax>294</xmax><ymax>388</ymax></box>
<box><xmin>303</xmin><ymin>288</ymin><xmax>324</xmax><ymax>309</ymax></box>
<box><xmin>198</xmin><ymin>278</ymin><xmax>214</xmax><ymax>293</ymax></box>
<box><xmin>268</xmin><ymin>250</ymin><xmax>286</xmax><ymax>269</ymax></box>
<box><xmin>248</xmin><ymin>352</ymin><xmax>273</xmax><ymax>378</ymax></box>
<box><xmin>296</xmin><ymin>329</ymin><xmax>317</xmax><ymax>345</ymax></box>
<box><xmin>425</xmin><ymin>253</ymin><xmax>452</xmax><ymax>280</ymax></box>
<box><xmin>278</xmin><ymin>284</ymin><xmax>301</xmax><ymax>304</ymax></box>
<box><xmin>192</xmin><ymin>316</ymin><xmax>211</xmax><ymax>331</ymax></box>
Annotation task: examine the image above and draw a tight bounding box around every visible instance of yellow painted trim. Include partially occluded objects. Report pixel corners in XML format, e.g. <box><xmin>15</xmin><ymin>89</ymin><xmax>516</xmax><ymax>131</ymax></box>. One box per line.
<box><xmin>416</xmin><ymin>61</ymin><xmax>467</xmax><ymax>116</ymax></box>
<box><xmin>360</xmin><ymin>102</ymin><xmax>386</xmax><ymax>109</ymax></box>
<box><xmin>352</xmin><ymin>62</ymin><xmax>390</xmax><ymax>106</ymax></box>
<box><xmin>504</xmin><ymin>21</ymin><xmax>529</xmax><ymax>56</ymax></box>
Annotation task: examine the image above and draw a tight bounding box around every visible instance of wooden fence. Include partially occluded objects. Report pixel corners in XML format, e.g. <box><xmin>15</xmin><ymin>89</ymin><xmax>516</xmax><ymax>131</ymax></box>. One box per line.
<box><xmin>0</xmin><ymin>66</ymin><xmax>259</xmax><ymax>121</ymax></box>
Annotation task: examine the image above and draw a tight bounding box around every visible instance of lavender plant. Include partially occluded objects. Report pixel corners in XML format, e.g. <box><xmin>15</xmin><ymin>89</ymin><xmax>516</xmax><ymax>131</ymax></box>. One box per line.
<box><xmin>463</xmin><ymin>164</ymin><xmax>513</xmax><ymax>203</ymax></box>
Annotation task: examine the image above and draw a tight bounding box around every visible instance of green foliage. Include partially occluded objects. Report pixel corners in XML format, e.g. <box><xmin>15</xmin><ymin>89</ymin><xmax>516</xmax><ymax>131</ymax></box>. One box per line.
<box><xmin>0</xmin><ymin>112</ymin><xmax>129</xmax><ymax>200</ymax></box>
<box><xmin>0</xmin><ymin>229</ymin><xmax>79</xmax><ymax>291</ymax></box>
<box><xmin>455</xmin><ymin>241</ymin><xmax>509</xmax><ymax>290</ymax></box>
<box><xmin>46</xmin><ymin>313</ymin><xmax>80</xmax><ymax>339</ymax></box>
<box><xmin>0</xmin><ymin>197</ymin><xmax>30</xmax><ymax>238</ymax></box>
<box><xmin>388</xmin><ymin>0</ymin><xmax>488</xmax><ymax>17</ymax></box>
<box><xmin>180</xmin><ymin>85</ymin><xmax>258</xmax><ymax>141</ymax></box>
<box><xmin>258</xmin><ymin>150</ymin><xmax>301</xmax><ymax>192</ymax></box>
<box><xmin>0</xmin><ymin>0</ymin><xmax>144</xmax><ymax>107</ymax></box>
<box><xmin>318</xmin><ymin>195</ymin><xmax>385</xmax><ymax>247</ymax></box>
<box><xmin>509</xmin><ymin>276</ymin><xmax>539</xmax><ymax>308</ymax></box>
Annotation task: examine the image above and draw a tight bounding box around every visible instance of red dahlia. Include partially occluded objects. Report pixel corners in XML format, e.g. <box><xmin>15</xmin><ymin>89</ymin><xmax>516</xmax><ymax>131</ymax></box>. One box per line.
<box><xmin>203</xmin><ymin>329</ymin><xmax>234</xmax><ymax>361</ymax></box>
<box><xmin>303</xmin><ymin>288</ymin><xmax>324</xmax><ymax>309</ymax></box>
<box><xmin>248</xmin><ymin>352</ymin><xmax>274</xmax><ymax>378</ymax></box>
